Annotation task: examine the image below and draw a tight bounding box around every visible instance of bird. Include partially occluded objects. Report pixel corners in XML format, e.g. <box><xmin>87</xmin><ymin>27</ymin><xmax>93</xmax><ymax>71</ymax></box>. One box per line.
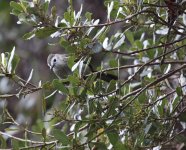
<box><xmin>47</xmin><ymin>53</ymin><xmax>118</xmax><ymax>82</ymax></box>
<box><xmin>47</xmin><ymin>54</ymin><xmax>72</xmax><ymax>79</ymax></box>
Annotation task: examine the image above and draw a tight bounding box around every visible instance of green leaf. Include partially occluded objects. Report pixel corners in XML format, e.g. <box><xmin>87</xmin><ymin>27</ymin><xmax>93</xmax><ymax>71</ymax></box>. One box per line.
<box><xmin>74</xmin><ymin>122</ymin><xmax>83</xmax><ymax>139</ymax></box>
<box><xmin>11</xmin><ymin>9</ymin><xmax>21</xmax><ymax>16</ymax></box>
<box><xmin>66</xmin><ymin>45</ymin><xmax>77</xmax><ymax>53</ymax></box>
<box><xmin>52</xmin><ymin>79</ymin><xmax>69</xmax><ymax>94</ymax></box>
<box><xmin>60</xmin><ymin>37</ymin><xmax>70</xmax><ymax>49</ymax></box>
<box><xmin>22</xmin><ymin>30</ymin><xmax>35</xmax><ymax>40</ymax></box>
<box><xmin>178</xmin><ymin>111</ymin><xmax>186</xmax><ymax>122</ymax></box>
<box><xmin>176</xmin><ymin>87</ymin><xmax>183</xmax><ymax>96</ymax></box>
<box><xmin>35</xmin><ymin>27</ymin><xmax>58</xmax><ymax>38</ymax></box>
<box><xmin>69</xmin><ymin>86</ymin><xmax>79</xmax><ymax>96</ymax></box>
<box><xmin>104</xmin><ymin>97</ymin><xmax>118</xmax><ymax>117</ymax></box>
<box><xmin>0</xmin><ymin>135</ymin><xmax>6</xmax><ymax>148</ymax></box>
<box><xmin>107</xmin><ymin>130</ymin><xmax>119</xmax><ymax>146</ymax></box>
<box><xmin>114</xmin><ymin>142</ymin><xmax>129</xmax><ymax>150</ymax></box>
<box><xmin>51</xmin><ymin>6</ymin><xmax>57</xmax><ymax>19</ymax></box>
<box><xmin>146</xmin><ymin>49</ymin><xmax>155</xmax><ymax>59</ymax></box>
<box><xmin>41</xmin><ymin>1</ymin><xmax>49</xmax><ymax>13</ymax></box>
<box><xmin>60</xmin><ymin>38</ymin><xmax>76</xmax><ymax>53</ymax></box>
<box><xmin>125</xmin><ymin>30</ymin><xmax>134</xmax><ymax>45</ymax></box>
<box><xmin>94</xmin><ymin>142</ymin><xmax>107</xmax><ymax>150</ymax></box>
<box><xmin>134</xmin><ymin>40</ymin><xmax>143</xmax><ymax>49</ymax></box>
<box><xmin>93</xmin><ymin>81</ymin><xmax>102</xmax><ymax>94</ymax></box>
<box><xmin>11</xmin><ymin>54</ymin><xmax>20</xmax><ymax>73</ymax></box>
<box><xmin>42</xmin><ymin>128</ymin><xmax>46</xmax><ymax>140</ymax></box>
<box><xmin>19</xmin><ymin>0</ymin><xmax>29</xmax><ymax>10</ymax></box>
<box><xmin>109</xmin><ymin>59</ymin><xmax>118</xmax><ymax>68</ymax></box>
<box><xmin>138</xmin><ymin>92</ymin><xmax>146</xmax><ymax>104</ymax></box>
<box><xmin>157</xmin><ymin>103</ymin><xmax>164</xmax><ymax>117</ymax></box>
<box><xmin>42</xmin><ymin>81</ymin><xmax>53</xmax><ymax>90</ymax></box>
<box><xmin>68</xmin><ymin>75</ymin><xmax>79</xmax><ymax>85</ymax></box>
<box><xmin>172</xmin><ymin>96</ymin><xmax>179</xmax><ymax>111</ymax></box>
<box><xmin>58</xmin><ymin>22</ymin><xmax>68</xmax><ymax>28</ymax></box>
<box><xmin>107</xmin><ymin>80</ymin><xmax>116</xmax><ymax>93</ymax></box>
<box><xmin>67</xmin><ymin>55</ymin><xmax>76</xmax><ymax>68</ymax></box>
<box><xmin>10</xmin><ymin>1</ymin><xmax>24</xmax><ymax>12</ymax></box>
<box><xmin>53</xmin><ymin>129</ymin><xmax>70</xmax><ymax>146</ymax></box>
<box><xmin>11</xmin><ymin>139</ymin><xmax>19</xmax><ymax>150</ymax></box>
<box><xmin>64</xmin><ymin>11</ymin><xmax>74</xmax><ymax>25</ymax></box>
<box><xmin>85</xmin><ymin>12</ymin><xmax>92</xmax><ymax>20</ymax></box>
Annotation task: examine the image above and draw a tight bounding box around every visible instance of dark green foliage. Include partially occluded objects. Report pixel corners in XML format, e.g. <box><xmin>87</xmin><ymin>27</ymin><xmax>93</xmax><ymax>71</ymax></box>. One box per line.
<box><xmin>0</xmin><ymin>0</ymin><xmax>186</xmax><ymax>149</ymax></box>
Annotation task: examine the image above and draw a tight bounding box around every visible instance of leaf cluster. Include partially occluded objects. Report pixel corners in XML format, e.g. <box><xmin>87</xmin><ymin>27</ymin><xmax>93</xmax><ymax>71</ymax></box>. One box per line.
<box><xmin>1</xmin><ymin>0</ymin><xmax>186</xmax><ymax>149</ymax></box>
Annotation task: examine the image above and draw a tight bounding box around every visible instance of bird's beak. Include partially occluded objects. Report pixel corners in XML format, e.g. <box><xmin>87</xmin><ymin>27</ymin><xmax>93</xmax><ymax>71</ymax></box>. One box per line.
<box><xmin>49</xmin><ymin>64</ymin><xmax>54</xmax><ymax>70</ymax></box>
<box><xmin>50</xmin><ymin>65</ymin><xmax>54</xmax><ymax>70</ymax></box>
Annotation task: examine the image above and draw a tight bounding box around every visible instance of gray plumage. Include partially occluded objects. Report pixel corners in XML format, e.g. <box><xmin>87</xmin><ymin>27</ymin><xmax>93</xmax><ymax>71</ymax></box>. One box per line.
<box><xmin>47</xmin><ymin>54</ymin><xmax>72</xmax><ymax>79</ymax></box>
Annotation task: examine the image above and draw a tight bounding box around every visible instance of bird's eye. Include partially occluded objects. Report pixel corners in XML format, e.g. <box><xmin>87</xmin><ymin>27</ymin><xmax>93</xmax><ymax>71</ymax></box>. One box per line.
<box><xmin>53</xmin><ymin>58</ymin><xmax>56</xmax><ymax>62</ymax></box>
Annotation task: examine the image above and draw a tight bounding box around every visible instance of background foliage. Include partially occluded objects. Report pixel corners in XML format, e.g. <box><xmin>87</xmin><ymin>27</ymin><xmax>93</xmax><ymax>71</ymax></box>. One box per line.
<box><xmin>1</xmin><ymin>0</ymin><xmax>186</xmax><ymax>149</ymax></box>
